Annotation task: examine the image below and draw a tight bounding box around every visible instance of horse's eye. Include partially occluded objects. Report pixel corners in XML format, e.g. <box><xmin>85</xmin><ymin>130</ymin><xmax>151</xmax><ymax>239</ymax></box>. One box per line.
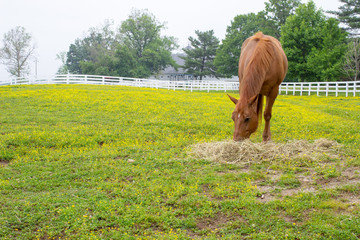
<box><xmin>244</xmin><ymin>117</ymin><xmax>250</xmax><ymax>123</ymax></box>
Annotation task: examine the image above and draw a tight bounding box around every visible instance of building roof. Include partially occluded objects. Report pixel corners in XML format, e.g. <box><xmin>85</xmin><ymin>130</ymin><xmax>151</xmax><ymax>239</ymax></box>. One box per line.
<box><xmin>162</xmin><ymin>53</ymin><xmax>186</xmax><ymax>75</ymax></box>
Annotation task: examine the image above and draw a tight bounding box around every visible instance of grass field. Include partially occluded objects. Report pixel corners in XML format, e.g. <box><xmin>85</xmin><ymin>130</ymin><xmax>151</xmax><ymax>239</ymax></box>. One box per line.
<box><xmin>0</xmin><ymin>84</ymin><xmax>359</xmax><ymax>239</ymax></box>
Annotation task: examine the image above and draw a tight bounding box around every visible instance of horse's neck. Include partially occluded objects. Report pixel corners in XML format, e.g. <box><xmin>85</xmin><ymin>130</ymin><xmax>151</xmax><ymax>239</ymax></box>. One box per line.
<box><xmin>239</xmin><ymin>78</ymin><xmax>262</xmax><ymax>100</ymax></box>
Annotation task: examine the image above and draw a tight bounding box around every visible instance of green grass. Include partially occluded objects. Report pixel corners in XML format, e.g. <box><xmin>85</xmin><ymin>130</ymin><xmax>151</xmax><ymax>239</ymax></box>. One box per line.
<box><xmin>0</xmin><ymin>84</ymin><xmax>359</xmax><ymax>239</ymax></box>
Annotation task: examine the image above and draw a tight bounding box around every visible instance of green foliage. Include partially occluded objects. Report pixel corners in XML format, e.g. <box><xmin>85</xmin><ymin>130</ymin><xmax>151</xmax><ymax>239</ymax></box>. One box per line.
<box><xmin>66</xmin><ymin>39</ymin><xmax>86</xmax><ymax>74</ymax></box>
<box><xmin>65</xmin><ymin>10</ymin><xmax>177</xmax><ymax>78</ymax></box>
<box><xmin>181</xmin><ymin>30</ymin><xmax>219</xmax><ymax>80</ymax></box>
<box><xmin>215</xmin><ymin>0</ymin><xmax>348</xmax><ymax>81</ymax></box>
<box><xmin>307</xmin><ymin>18</ymin><xmax>348</xmax><ymax>82</ymax></box>
<box><xmin>140</xmin><ymin>37</ymin><xmax>178</xmax><ymax>76</ymax></box>
<box><xmin>329</xmin><ymin>0</ymin><xmax>360</xmax><ymax>36</ymax></box>
<box><xmin>264</xmin><ymin>0</ymin><xmax>301</xmax><ymax>38</ymax></box>
<box><xmin>66</xmin><ymin>20</ymin><xmax>117</xmax><ymax>75</ymax></box>
<box><xmin>281</xmin><ymin>1</ymin><xmax>347</xmax><ymax>82</ymax></box>
<box><xmin>214</xmin><ymin>13</ymin><xmax>268</xmax><ymax>77</ymax></box>
<box><xmin>215</xmin><ymin>1</ymin><xmax>300</xmax><ymax>77</ymax></box>
<box><xmin>119</xmin><ymin>9</ymin><xmax>163</xmax><ymax>58</ymax></box>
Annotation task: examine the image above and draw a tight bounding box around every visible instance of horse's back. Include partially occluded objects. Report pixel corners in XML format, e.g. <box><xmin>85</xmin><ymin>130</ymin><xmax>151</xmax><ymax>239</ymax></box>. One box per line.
<box><xmin>238</xmin><ymin>32</ymin><xmax>287</xmax><ymax>95</ymax></box>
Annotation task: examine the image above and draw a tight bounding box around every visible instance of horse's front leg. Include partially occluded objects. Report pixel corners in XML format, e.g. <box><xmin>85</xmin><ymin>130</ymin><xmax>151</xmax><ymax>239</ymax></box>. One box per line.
<box><xmin>263</xmin><ymin>88</ymin><xmax>278</xmax><ymax>142</ymax></box>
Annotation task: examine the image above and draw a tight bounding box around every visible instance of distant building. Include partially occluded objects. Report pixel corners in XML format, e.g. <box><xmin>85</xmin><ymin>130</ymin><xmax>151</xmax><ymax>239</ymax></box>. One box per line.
<box><xmin>150</xmin><ymin>50</ymin><xmax>219</xmax><ymax>81</ymax></box>
<box><xmin>155</xmin><ymin>53</ymin><xmax>194</xmax><ymax>80</ymax></box>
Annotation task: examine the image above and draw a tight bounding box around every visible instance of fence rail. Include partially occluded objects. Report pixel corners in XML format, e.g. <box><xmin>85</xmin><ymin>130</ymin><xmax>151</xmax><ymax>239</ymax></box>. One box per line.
<box><xmin>279</xmin><ymin>81</ymin><xmax>359</xmax><ymax>97</ymax></box>
<box><xmin>1</xmin><ymin>74</ymin><xmax>359</xmax><ymax>97</ymax></box>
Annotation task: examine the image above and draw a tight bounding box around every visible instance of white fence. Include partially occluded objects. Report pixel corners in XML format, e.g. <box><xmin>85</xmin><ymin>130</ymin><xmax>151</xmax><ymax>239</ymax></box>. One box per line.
<box><xmin>279</xmin><ymin>81</ymin><xmax>360</xmax><ymax>97</ymax></box>
<box><xmin>1</xmin><ymin>74</ymin><xmax>359</xmax><ymax>97</ymax></box>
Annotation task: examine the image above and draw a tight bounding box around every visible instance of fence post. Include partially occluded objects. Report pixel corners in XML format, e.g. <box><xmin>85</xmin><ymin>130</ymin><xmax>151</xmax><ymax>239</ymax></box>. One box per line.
<box><xmin>335</xmin><ymin>82</ymin><xmax>338</xmax><ymax>97</ymax></box>
<box><xmin>317</xmin><ymin>83</ymin><xmax>320</xmax><ymax>96</ymax></box>
<box><xmin>345</xmin><ymin>82</ymin><xmax>348</xmax><ymax>97</ymax></box>
<box><xmin>66</xmin><ymin>74</ymin><xmax>70</xmax><ymax>84</ymax></box>
<box><xmin>353</xmin><ymin>81</ymin><xmax>357</xmax><ymax>97</ymax></box>
<box><xmin>293</xmin><ymin>83</ymin><xmax>296</xmax><ymax>96</ymax></box>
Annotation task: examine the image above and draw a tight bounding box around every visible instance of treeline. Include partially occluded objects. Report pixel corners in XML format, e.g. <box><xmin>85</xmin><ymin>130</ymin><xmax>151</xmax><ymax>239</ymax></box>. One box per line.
<box><xmin>60</xmin><ymin>0</ymin><xmax>360</xmax><ymax>82</ymax></box>
<box><xmin>62</xmin><ymin>10</ymin><xmax>178</xmax><ymax>79</ymax></box>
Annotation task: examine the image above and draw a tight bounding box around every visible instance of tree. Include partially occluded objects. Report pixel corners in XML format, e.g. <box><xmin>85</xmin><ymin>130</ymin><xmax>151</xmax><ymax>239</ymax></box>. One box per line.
<box><xmin>65</xmin><ymin>10</ymin><xmax>177</xmax><ymax>78</ymax></box>
<box><xmin>66</xmin><ymin>20</ymin><xmax>117</xmax><ymax>74</ymax></box>
<box><xmin>181</xmin><ymin>30</ymin><xmax>220</xmax><ymax>80</ymax></box>
<box><xmin>214</xmin><ymin>0</ymin><xmax>300</xmax><ymax>77</ymax></box>
<box><xmin>140</xmin><ymin>37</ymin><xmax>178</xmax><ymax>76</ymax></box>
<box><xmin>306</xmin><ymin>18</ymin><xmax>347</xmax><ymax>81</ymax></box>
<box><xmin>56</xmin><ymin>52</ymin><xmax>69</xmax><ymax>74</ymax></box>
<box><xmin>281</xmin><ymin>1</ymin><xmax>347</xmax><ymax>81</ymax></box>
<box><xmin>66</xmin><ymin>39</ymin><xmax>87</xmax><ymax>74</ymax></box>
<box><xmin>329</xmin><ymin>0</ymin><xmax>360</xmax><ymax>36</ymax></box>
<box><xmin>118</xmin><ymin>9</ymin><xmax>177</xmax><ymax>77</ymax></box>
<box><xmin>214</xmin><ymin>13</ymin><xmax>273</xmax><ymax>77</ymax></box>
<box><xmin>119</xmin><ymin>9</ymin><xmax>163</xmax><ymax>58</ymax></box>
<box><xmin>343</xmin><ymin>38</ymin><xmax>360</xmax><ymax>80</ymax></box>
<box><xmin>264</xmin><ymin>0</ymin><xmax>301</xmax><ymax>38</ymax></box>
<box><xmin>0</xmin><ymin>26</ymin><xmax>36</xmax><ymax>77</ymax></box>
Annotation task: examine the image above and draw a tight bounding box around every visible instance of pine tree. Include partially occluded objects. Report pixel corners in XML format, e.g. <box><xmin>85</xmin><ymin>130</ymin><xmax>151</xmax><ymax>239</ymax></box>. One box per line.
<box><xmin>329</xmin><ymin>0</ymin><xmax>360</xmax><ymax>36</ymax></box>
<box><xmin>181</xmin><ymin>30</ymin><xmax>220</xmax><ymax>80</ymax></box>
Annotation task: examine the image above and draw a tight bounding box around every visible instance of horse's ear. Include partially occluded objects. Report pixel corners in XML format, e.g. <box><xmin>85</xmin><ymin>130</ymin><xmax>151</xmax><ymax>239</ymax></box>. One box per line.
<box><xmin>227</xmin><ymin>94</ymin><xmax>238</xmax><ymax>105</ymax></box>
<box><xmin>248</xmin><ymin>95</ymin><xmax>259</xmax><ymax>107</ymax></box>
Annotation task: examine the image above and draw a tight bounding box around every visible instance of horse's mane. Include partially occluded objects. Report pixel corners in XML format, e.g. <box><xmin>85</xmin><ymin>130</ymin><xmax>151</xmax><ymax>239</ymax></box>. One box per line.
<box><xmin>240</xmin><ymin>32</ymin><xmax>274</xmax><ymax>99</ymax></box>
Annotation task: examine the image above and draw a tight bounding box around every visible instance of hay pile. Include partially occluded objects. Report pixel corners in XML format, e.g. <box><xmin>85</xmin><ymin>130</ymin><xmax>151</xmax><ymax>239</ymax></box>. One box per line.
<box><xmin>189</xmin><ymin>139</ymin><xmax>341</xmax><ymax>165</ymax></box>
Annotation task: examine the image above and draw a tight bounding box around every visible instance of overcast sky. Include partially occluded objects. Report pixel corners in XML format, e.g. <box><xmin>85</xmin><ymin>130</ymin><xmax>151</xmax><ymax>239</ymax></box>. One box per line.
<box><xmin>0</xmin><ymin>0</ymin><xmax>341</xmax><ymax>80</ymax></box>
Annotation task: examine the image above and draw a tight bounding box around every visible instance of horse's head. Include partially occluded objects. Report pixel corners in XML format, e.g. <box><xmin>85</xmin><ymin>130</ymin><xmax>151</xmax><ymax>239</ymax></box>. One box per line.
<box><xmin>228</xmin><ymin>94</ymin><xmax>260</xmax><ymax>141</ymax></box>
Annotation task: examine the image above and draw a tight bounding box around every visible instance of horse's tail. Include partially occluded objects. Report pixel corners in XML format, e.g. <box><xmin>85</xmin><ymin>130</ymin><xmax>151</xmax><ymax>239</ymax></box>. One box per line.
<box><xmin>257</xmin><ymin>94</ymin><xmax>263</xmax><ymax>129</ymax></box>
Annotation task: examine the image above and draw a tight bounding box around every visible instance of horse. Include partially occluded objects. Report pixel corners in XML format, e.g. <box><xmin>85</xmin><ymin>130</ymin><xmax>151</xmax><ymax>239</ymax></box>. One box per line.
<box><xmin>228</xmin><ymin>32</ymin><xmax>288</xmax><ymax>142</ymax></box>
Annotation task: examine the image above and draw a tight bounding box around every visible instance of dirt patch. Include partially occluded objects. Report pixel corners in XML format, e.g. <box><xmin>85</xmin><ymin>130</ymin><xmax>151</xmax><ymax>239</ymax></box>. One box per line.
<box><xmin>0</xmin><ymin>160</ymin><xmax>9</xmax><ymax>167</ymax></box>
<box><xmin>188</xmin><ymin>212</ymin><xmax>245</xmax><ymax>238</ymax></box>
<box><xmin>279</xmin><ymin>213</ymin><xmax>297</xmax><ymax>224</ymax></box>
<box><xmin>255</xmin><ymin>172</ymin><xmax>360</xmax><ymax>203</ymax></box>
<box><xmin>189</xmin><ymin>139</ymin><xmax>341</xmax><ymax>166</ymax></box>
<box><xmin>196</xmin><ymin>212</ymin><xmax>229</xmax><ymax>230</ymax></box>
<box><xmin>341</xmin><ymin>167</ymin><xmax>360</xmax><ymax>179</ymax></box>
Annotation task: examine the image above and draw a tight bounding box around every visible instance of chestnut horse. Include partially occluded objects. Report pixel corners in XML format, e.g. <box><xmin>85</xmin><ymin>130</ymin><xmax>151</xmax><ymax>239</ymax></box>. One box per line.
<box><xmin>228</xmin><ymin>32</ymin><xmax>288</xmax><ymax>142</ymax></box>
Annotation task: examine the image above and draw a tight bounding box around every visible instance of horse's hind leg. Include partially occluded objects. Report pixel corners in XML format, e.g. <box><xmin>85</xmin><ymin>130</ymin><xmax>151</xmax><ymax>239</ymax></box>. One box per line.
<box><xmin>263</xmin><ymin>87</ymin><xmax>278</xmax><ymax>142</ymax></box>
